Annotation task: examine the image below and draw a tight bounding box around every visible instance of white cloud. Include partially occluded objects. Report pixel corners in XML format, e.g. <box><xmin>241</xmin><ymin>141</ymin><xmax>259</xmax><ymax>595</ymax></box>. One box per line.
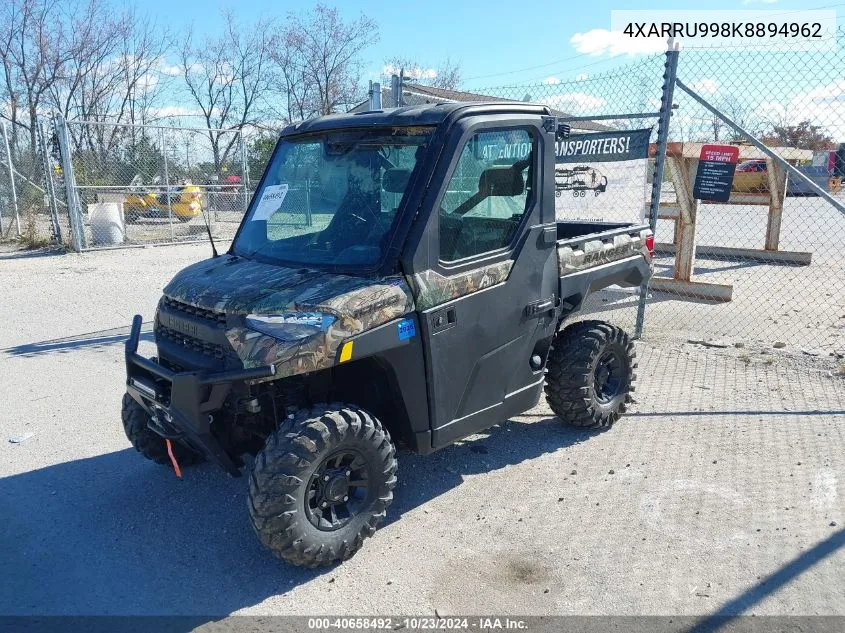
<box><xmin>543</xmin><ymin>92</ymin><xmax>607</xmax><ymax>114</ymax></box>
<box><xmin>570</xmin><ymin>29</ymin><xmax>666</xmax><ymax>57</ymax></box>
<box><xmin>382</xmin><ymin>64</ymin><xmax>436</xmax><ymax>81</ymax></box>
<box><xmin>542</xmin><ymin>76</ymin><xmax>561</xmax><ymax>85</ymax></box>
<box><xmin>140</xmin><ymin>73</ymin><xmax>161</xmax><ymax>92</ymax></box>
<box><xmin>690</xmin><ymin>79</ymin><xmax>719</xmax><ymax>95</ymax></box>
<box><xmin>159</xmin><ymin>63</ymin><xmax>183</xmax><ymax>77</ymax></box>
<box><xmin>765</xmin><ymin>80</ymin><xmax>845</xmax><ymax>138</ymax></box>
<box><xmin>754</xmin><ymin>101</ymin><xmax>786</xmax><ymax>123</ymax></box>
<box><xmin>150</xmin><ymin>105</ymin><xmax>205</xmax><ymax>119</ymax></box>
<box><xmin>804</xmin><ymin>79</ymin><xmax>845</xmax><ymax>102</ymax></box>
<box><xmin>575</xmin><ymin>73</ymin><xmax>588</xmax><ymax>82</ymax></box>
<box><xmin>164</xmin><ymin>61</ymin><xmax>203</xmax><ymax>76</ymax></box>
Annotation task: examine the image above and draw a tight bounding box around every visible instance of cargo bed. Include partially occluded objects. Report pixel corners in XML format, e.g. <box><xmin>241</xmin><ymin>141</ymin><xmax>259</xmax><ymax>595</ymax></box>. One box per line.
<box><xmin>555</xmin><ymin>220</ymin><xmax>653</xmax><ymax>315</ymax></box>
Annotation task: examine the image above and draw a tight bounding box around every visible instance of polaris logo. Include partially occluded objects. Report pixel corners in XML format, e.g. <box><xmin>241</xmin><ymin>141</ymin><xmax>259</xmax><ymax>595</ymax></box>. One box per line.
<box><xmin>162</xmin><ymin>313</ymin><xmax>199</xmax><ymax>338</ymax></box>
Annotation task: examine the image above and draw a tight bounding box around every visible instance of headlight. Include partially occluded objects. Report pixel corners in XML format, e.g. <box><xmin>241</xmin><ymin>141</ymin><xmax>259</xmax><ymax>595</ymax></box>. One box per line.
<box><xmin>244</xmin><ymin>312</ymin><xmax>336</xmax><ymax>342</ymax></box>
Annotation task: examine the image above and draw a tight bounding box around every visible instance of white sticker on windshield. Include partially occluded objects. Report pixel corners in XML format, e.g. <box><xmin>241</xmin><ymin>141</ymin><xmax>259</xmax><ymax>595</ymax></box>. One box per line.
<box><xmin>251</xmin><ymin>184</ymin><xmax>289</xmax><ymax>221</ymax></box>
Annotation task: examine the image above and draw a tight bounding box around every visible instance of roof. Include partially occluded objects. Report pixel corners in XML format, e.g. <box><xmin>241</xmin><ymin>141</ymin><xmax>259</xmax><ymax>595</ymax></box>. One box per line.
<box><xmin>349</xmin><ymin>82</ymin><xmax>614</xmax><ymax>132</ymax></box>
<box><xmin>280</xmin><ymin>102</ymin><xmax>552</xmax><ymax>136</ymax></box>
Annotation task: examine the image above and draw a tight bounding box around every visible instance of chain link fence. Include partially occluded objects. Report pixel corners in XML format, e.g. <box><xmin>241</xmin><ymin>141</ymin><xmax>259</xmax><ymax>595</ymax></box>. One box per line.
<box><xmin>57</xmin><ymin>118</ymin><xmax>256</xmax><ymax>250</ymax></box>
<box><xmin>0</xmin><ymin>119</ymin><xmax>69</xmax><ymax>247</ymax></box>
<box><xmin>479</xmin><ymin>39</ymin><xmax>845</xmax><ymax>363</ymax></box>
<box><xmin>646</xmin><ymin>36</ymin><xmax>845</xmax><ymax>357</ymax></box>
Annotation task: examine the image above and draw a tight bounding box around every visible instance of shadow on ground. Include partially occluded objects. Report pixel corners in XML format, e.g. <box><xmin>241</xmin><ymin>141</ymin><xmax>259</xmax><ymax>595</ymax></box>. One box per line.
<box><xmin>0</xmin><ymin>246</ymin><xmax>66</xmax><ymax>261</ymax></box>
<box><xmin>0</xmin><ymin>416</ymin><xmax>598</xmax><ymax>617</ymax></box>
<box><xmin>2</xmin><ymin>325</ymin><xmax>153</xmax><ymax>358</ymax></box>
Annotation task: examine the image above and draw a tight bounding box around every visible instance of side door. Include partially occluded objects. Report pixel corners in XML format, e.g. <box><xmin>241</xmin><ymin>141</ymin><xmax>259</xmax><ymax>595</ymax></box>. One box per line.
<box><xmin>408</xmin><ymin>117</ymin><xmax>560</xmax><ymax>448</ymax></box>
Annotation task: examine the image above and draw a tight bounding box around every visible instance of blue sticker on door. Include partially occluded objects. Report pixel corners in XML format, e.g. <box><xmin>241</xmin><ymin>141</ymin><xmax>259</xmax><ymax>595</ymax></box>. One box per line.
<box><xmin>397</xmin><ymin>318</ymin><xmax>416</xmax><ymax>341</ymax></box>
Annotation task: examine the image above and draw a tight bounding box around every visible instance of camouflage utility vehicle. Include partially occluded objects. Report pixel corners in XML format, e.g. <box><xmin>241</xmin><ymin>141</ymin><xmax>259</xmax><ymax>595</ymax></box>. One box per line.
<box><xmin>123</xmin><ymin>103</ymin><xmax>654</xmax><ymax>567</ymax></box>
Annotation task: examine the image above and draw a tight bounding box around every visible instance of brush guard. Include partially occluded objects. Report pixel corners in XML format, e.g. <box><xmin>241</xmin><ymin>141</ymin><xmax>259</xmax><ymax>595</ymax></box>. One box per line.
<box><xmin>124</xmin><ymin>314</ymin><xmax>275</xmax><ymax>476</ymax></box>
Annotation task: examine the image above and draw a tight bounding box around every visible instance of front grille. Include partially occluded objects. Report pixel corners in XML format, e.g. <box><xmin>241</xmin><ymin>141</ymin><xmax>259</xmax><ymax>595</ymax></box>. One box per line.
<box><xmin>162</xmin><ymin>296</ymin><xmax>227</xmax><ymax>326</ymax></box>
<box><xmin>157</xmin><ymin>325</ymin><xmax>227</xmax><ymax>360</ymax></box>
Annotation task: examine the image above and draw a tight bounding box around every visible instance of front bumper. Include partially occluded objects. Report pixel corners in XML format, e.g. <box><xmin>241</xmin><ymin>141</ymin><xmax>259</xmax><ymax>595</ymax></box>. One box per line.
<box><xmin>125</xmin><ymin>314</ymin><xmax>275</xmax><ymax>476</ymax></box>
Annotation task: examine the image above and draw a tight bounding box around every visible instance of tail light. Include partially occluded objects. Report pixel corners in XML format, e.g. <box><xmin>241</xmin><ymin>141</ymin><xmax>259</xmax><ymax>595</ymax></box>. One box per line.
<box><xmin>645</xmin><ymin>233</ymin><xmax>655</xmax><ymax>260</ymax></box>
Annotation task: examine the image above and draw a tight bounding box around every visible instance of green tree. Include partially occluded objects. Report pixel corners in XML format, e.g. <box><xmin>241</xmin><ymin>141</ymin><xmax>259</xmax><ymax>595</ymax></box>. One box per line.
<box><xmin>763</xmin><ymin>121</ymin><xmax>836</xmax><ymax>151</ymax></box>
<box><xmin>248</xmin><ymin>134</ymin><xmax>278</xmax><ymax>182</ymax></box>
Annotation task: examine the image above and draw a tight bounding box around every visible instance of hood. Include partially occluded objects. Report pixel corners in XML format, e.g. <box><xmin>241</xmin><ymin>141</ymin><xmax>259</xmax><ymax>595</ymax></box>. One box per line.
<box><xmin>164</xmin><ymin>254</ymin><xmax>411</xmax><ymax>317</ymax></box>
<box><xmin>163</xmin><ymin>255</ymin><xmax>415</xmax><ymax>374</ymax></box>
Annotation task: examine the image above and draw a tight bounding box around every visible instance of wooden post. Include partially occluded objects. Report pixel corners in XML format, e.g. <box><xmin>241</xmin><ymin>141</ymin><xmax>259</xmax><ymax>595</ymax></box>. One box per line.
<box><xmin>667</xmin><ymin>156</ymin><xmax>699</xmax><ymax>282</ymax></box>
<box><xmin>764</xmin><ymin>158</ymin><xmax>786</xmax><ymax>251</ymax></box>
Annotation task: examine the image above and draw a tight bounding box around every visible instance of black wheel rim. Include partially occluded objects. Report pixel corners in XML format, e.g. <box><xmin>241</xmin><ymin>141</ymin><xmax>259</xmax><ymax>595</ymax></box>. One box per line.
<box><xmin>594</xmin><ymin>349</ymin><xmax>625</xmax><ymax>403</ymax></box>
<box><xmin>305</xmin><ymin>449</ymin><xmax>370</xmax><ymax>532</ymax></box>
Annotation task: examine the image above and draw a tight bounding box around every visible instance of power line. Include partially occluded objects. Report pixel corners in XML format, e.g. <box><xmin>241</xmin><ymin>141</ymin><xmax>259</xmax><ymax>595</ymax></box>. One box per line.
<box><xmin>463</xmin><ymin>51</ymin><xmax>596</xmax><ymax>82</ymax></box>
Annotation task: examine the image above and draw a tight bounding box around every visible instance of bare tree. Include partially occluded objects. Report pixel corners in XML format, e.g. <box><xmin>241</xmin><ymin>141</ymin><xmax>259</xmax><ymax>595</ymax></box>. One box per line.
<box><xmin>179</xmin><ymin>12</ymin><xmax>274</xmax><ymax>173</ymax></box>
<box><xmin>0</xmin><ymin>0</ymin><xmax>71</xmax><ymax>153</ymax></box>
<box><xmin>113</xmin><ymin>10</ymin><xmax>172</xmax><ymax>127</ymax></box>
<box><xmin>35</xmin><ymin>2</ymin><xmax>171</xmax><ymax>163</ymax></box>
<box><xmin>383</xmin><ymin>56</ymin><xmax>462</xmax><ymax>91</ymax></box>
<box><xmin>280</xmin><ymin>5</ymin><xmax>378</xmax><ymax>116</ymax></box>
<box><xmin>709</xmin><ymin>112</ymin><xmax>724</xmax><ymax>143</ymax></box>
<box><xmin>268</xmin><ymin>40</ymin><xmax>317</xmax><ymax>123</ymax></box>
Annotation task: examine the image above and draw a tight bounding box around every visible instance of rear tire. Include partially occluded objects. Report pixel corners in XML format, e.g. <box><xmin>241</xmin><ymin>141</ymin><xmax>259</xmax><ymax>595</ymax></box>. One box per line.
<box><xmin>248</xmin><ymin>403</ymin><xmax>397</xmax><ymax>567</ymax></box>
<box><xmin>121</xmin><ymin>393</ymin><xmax>204</xmax><ymax>465</ymax></box>
<box><xmin>544</xmin><ymin>320</ymin><xmax>636</xmax><ymax>428</ymax></box>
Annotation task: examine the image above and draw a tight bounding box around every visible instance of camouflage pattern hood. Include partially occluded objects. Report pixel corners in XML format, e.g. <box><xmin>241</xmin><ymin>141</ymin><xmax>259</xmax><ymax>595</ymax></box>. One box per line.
<box><xmin>162</xmin><ymin>255</ymin><xmax>415</xmax><ymax>376</ymax></box>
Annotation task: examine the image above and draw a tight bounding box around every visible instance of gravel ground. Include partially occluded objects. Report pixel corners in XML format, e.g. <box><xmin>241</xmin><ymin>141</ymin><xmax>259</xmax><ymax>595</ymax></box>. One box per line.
<box><xmin>0</xmin><ymin>243</ymin><xmax>843</xmax><ymax>619</ymax></box>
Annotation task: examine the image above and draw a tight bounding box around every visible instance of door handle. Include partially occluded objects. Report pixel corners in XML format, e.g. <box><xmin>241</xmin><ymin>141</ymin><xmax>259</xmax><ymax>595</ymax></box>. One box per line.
<box><xmin>431</xmin><ymin>307</ymin><xmax>457</xmax><ymax>333</ymax></box>
<box><xmin>525</xmin><ymin>296</ymin><xmax>556</xmax><ymax>317</ymax></box>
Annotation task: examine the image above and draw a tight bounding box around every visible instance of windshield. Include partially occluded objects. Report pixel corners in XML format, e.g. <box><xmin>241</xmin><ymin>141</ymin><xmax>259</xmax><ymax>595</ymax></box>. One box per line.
<box><xmin>232</xmin><ymin>127</ymin><xmax>433</xmax><ymax>270</ymax></box>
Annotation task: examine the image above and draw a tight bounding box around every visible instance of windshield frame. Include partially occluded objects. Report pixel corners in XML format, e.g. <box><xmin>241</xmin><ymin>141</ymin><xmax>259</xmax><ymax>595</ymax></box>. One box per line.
<box><xmin>229</xmin><ymin>126</ymin><xmax>435</xmax><ymax>276</ymax></box>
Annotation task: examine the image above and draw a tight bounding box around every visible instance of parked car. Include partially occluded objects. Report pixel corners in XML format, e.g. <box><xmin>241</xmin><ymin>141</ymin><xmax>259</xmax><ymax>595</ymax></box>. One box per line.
<box><xmin>732</xmin><ymin>159</ymin><xmax>768</xmax><ymax>192</ymax></box>
<box><xmin>731</xmin><ymin>159</ymin><xmax>828</xmax><ymax>196</ymax></box>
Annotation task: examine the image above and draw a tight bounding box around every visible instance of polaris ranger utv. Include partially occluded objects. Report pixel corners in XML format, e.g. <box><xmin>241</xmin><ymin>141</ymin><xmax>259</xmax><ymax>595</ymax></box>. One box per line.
<box><xmin>123</xmin><ymin>103</ymin><xmax>653</xmax><ymax>567</ymax></box>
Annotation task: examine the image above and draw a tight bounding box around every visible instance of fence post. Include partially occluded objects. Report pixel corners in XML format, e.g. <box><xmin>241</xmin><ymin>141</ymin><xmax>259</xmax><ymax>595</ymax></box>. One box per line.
<box><xmin>239</xmin><ymin>131</ymin><xmax>249</xmax><ymax>215</ymax></box>
<box><xmin>0</xmin><ymin>125</ymin><xmax>6</xmax><ymax>236</ymax></box>
<box><xmin>390</xmin><ymin>74</ymin><xmax>400</xmax><ymax>107</ymax></box>
<box><xmin>37</xmin><ymin>120</ymin><xmax>62</xmax><ymax>244</ymax></box>
<box><xmin>55</xmin><ymin>113</ymin><xmax>85</xmax><ymax>251</ymax></box>
<box><xmin>634</xmin><ymin>38</ymin><xmax>680</xmax><ymax>339</ymax></box>
<box><xmin>1</xmin><ymin>121</ymin><xmax>21</xmax><ymax>237</ymax></box>
<box><xmin>160</xmin><ymin>128</ymin><xmax>174</xmax><ymax>241</ymax></box>
<box><xmin>241</xmin><ymin>130</ymin><xmax>251</xmax><ymax>202</ymax></box>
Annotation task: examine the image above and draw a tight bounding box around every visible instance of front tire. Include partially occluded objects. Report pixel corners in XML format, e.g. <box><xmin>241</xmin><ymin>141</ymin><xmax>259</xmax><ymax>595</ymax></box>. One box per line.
<box><xmin>544</xmin><ymin>320</ymin><xmax>636</xmax><ymax>428</ymax></box>
<box><xmin>248</xmin><ymin>403</ymin><xmax>397</xmax><ymax>568</ymax></box>
<box><xmin>121</xmin><ymin>393</ymin><xmax>204</xmax><ymax>465</ymax></box>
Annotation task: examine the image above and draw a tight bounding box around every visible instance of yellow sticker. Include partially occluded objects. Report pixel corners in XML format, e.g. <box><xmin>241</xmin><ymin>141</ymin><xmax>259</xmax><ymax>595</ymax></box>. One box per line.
<box><xmin>339</xmin><ymin>341</ymin><xmax>353</xmax><ymax>363</ymax></box>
